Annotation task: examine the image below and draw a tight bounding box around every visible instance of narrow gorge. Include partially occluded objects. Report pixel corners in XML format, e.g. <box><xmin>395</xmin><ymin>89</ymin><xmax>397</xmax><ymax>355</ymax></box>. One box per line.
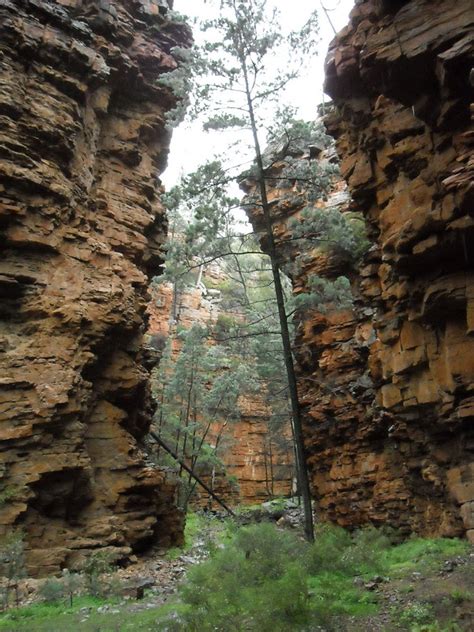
<box><xmin>0</xmin><ymin>0</ymin><xmax>473</xmax><ymax>609</ymax></box>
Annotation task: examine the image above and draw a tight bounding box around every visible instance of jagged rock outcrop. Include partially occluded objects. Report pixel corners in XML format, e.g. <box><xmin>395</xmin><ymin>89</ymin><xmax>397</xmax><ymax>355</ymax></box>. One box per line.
<box><xmin>147</xmin><ymin>279</ymin><xmax>294</xmax><ymax>506</ymax></box>
<box><xmin>322</xmin><ymin>0</ymin><xmax>474</xmax><ymax>540</ymax></box>
<box><xmin>0</xmin><ymin>0</ymin><xmax>190</xmax><ymax>575</ymax></box>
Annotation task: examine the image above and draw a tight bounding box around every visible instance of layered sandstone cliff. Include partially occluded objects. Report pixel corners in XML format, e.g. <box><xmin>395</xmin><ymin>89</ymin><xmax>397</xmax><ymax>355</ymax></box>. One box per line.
<box><xmin>0</xmin><ymin>0</ymin><xmax>190</xmax><ymax>575</ymax></box>
<box><xmin>322</xmin><ymin>0</ymin><xmax>474</xmax><ymax>539</ymax></box>
<box><xmin>244</xmin><ymin>0</ymin><xmax>473</xmax><ymax>539</ymax></box>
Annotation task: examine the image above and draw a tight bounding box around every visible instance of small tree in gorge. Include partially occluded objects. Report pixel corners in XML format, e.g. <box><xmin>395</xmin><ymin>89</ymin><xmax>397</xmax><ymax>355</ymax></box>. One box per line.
<box><xmin>170</xmin><ymin>0</ymin><xmax>322</xmax><ymax>540</ymax></box>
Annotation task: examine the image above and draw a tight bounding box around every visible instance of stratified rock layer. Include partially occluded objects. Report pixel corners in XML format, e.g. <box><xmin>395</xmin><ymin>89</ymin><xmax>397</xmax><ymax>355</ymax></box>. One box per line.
<box><xmin>0</xmin><ymin>0</ymin><xmax>189</xmax><ymax>575</ymax></box>
<box><xmin>321</xmin><ymin>0</ymin><xmax>474</xmax><ymax>539</ymax></box>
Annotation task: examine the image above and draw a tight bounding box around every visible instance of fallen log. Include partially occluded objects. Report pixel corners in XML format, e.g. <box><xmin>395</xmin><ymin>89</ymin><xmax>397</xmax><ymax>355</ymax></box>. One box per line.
<box><xmin>149</xmin><ymin>430</ymin><xmax>236</xmax><ymax>517</ymax></box>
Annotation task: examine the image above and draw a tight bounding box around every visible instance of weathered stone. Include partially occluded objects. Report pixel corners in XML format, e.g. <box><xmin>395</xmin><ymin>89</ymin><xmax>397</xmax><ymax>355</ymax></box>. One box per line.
<box><xmin>244</xmin><ymin>0</ymin><xmax>473</xmax><ymax>539</ymax></box>
<box><xmin>0</xmin><ymin>0</ymin><xmax>190</xmax><ymax>575</ymax></box>
<box><xmin>321</xmin><ymin>0</ymin><xmax>474</xmax><ymax>536</ymax></box>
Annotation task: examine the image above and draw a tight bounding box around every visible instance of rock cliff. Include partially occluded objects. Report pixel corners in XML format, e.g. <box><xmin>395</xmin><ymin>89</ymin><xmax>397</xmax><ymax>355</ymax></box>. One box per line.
<box><xmin>0</xmin><ymin>0</ymin><xmax>190</xmax><ymax>575</ymax></box>
<box><xmin>244</xmin><ymin>0</ymin><xmax>474</xmax><ymax>540</ymax></box>
<box><xmin>322</xmin><ymin>0</ymin><xmax>473</xmax><ymax>540</ymax></box>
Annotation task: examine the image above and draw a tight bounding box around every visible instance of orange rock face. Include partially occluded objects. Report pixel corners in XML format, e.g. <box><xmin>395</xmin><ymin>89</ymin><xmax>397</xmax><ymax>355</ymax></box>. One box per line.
<box><xmin>0</xmin><ymin>0</ymin><xmax>190</xmax><ymax>575</ymax></box>
<box><xmin>318</xmin><ymin>0</ymin><xmax>473</xmax><ymax>538</ymax></box>
<box><xmin>244</xmin><ymin>0</ymin><xmax>473</xmax><ymax>540</ymax></box>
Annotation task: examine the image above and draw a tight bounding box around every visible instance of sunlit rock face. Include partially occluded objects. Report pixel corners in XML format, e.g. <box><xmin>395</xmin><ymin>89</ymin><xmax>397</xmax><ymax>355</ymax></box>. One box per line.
<box><xmin>0</xmin><ymin>0</ymin><xmax>190</xmax><ymax>575</ymax></box>
<box><xmin>323</xmin><ymin>0</ymin><xmax>474</xmax><ymax>539</ymax></box>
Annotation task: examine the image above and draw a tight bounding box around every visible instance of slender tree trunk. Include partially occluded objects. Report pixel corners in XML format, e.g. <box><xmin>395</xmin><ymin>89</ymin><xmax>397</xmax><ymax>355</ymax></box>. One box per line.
<box><xmin>179</xmin><ymin>360</ymin><xmax>195</xmax><ymax>477</ymax></box>
<box><xmin>196</xmin><ymin>264</ymin><xmax>203</xmax><ymax>288</ymax></box>
<box><xmin>238</xmin><ymin>37</ymin><xmax>314</xmax><ymax>541</ymax></box>
<box><xmin>269</xmin><ymin>438</ymin><xmax>274</xmax><ymax>497</ymax></box>
<box><xmin>155</xmin><ymin>386</ymin><xmax>165</xmax><ymax>460</ymax></box>
<box><xmin>263</xmin><ymin>444</ymin><xmax>270</xmax><ymax>497</ymax></box>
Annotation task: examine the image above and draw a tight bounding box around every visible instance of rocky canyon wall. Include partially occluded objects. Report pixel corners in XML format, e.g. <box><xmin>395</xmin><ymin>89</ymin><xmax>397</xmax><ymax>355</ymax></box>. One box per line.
<box><xmin>244</xmin><ymin>0</ymin><xmax>473</xmax><ymax>539</ymax></box>
<box><xmin>0</xmin><ymin>0</ymin><xmax>190</xmax><ymax>575</ymax></box>
<box><xmin>322</xmin><ymin>0</ymin><xmax>473</xmax><ymax>539</ymax></box>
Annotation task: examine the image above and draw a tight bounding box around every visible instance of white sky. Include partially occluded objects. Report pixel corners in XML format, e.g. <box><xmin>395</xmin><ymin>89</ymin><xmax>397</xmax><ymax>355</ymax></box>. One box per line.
<box><xmin>162</xmin><ymin>0</ymin><xmax>355</xmax><ymax>187</ymax></box>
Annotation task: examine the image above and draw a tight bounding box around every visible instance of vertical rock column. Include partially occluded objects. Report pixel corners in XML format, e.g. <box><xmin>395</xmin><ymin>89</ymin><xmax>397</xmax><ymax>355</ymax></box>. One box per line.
<box><xmin>324</xmin><ymin>0</ymin><xmax>474</xmax><ymax>539</ymax></box>
<box><xmin>0</xmin><ymin>0</ymin><xmax>190</xmax><ymax>575</ymax></box>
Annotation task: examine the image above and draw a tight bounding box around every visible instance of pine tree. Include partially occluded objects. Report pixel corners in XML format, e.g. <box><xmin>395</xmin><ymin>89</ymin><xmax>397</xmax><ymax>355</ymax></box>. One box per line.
<box><xmin>185</xmin><ymin>0</ymin><xmax>320</xmax><ymax>540</ymax></box>
<box><xmin>159</xmin><ymin>0</ymin><xmax>373</xmax><ymax>540</ymax></box>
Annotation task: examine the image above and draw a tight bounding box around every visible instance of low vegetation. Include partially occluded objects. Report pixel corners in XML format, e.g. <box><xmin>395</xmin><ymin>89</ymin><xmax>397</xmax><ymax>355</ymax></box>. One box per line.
<box><xmin>159</xmin><ymin>522</ymin><xmax>470</xmax><ymax>631</ymax></box>
<box><xmin>1</xmin><ymin>516</ymin><xmax>471</xmax><ymax>631</ymax></box>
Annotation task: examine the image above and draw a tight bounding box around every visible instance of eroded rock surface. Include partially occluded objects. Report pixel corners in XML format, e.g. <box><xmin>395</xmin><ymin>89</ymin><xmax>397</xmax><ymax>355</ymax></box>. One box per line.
<box><xmin>244</xmin><ymin>0</ymin><xmax>474</xmax><ymax>540</ymax></box>
<box><xmin>320</xmin><ymin>0</ymin><xmax>474</xmax><ymax>538</ymax></box>
<box><xmin>0</xmin><ymin>0</ymin><xmax>190</xmax><ymax>575</ymax></box>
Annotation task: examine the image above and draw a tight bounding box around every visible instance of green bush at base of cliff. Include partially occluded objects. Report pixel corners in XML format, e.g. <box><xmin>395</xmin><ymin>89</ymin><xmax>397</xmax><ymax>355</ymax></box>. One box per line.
<box><xmin>160</xmin><ymin>523</ymin><xmax>385</xmax><ymax>631</ymax></box>
<box><xmin>159</xmin><ymin>523</ymin><xmax>471</xmax><ymax>632</ymax></box>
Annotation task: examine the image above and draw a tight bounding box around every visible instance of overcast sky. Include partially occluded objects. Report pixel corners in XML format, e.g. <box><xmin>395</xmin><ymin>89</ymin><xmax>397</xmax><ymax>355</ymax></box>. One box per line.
<box><xmin>162</xmin><ymin>0</ymin><xmax>355</xmax><ymax>187</ymax></box>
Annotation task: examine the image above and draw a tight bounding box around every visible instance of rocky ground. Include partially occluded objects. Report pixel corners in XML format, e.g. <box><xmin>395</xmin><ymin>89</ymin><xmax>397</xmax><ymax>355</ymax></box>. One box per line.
<box><xmin>352</xmin><ymin>553</ymin><xmax>474</xmax><ymax>631</ymax></box>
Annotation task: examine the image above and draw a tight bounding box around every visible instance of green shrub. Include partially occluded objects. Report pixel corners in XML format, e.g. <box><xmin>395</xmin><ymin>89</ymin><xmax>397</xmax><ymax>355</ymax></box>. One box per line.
<box><xmin>39</xmin><ymin>578</ymin><xmax>63</xmax><ymax>604</ymax></box>
<box><xmin>61</xmin><ymin>569</ymin><xmax>82</xmax><ymax>606</ymax></box>
<box><xmin>308</xmin><ymin>524</ymin><xmax>390</xmax><ymax>577</ymax></box>
<box><xmin>344</xmin><ymin>527</ymin><xmax>391</xmax><ymax>575</ymax></box>
<box><xmin>0</xmin><ymin>532</ymin><xmax>26</xmax><ymax>608</ymax></box>
<box><xmin>449</xmin><ymin>588</ymin><xmax>471</xmax><ymax>604</ymax></box>
<box><xmin>397</xmin><ymin>602</ymin><xmax>434</xmax><ymax>628</ymax></box>
<box><xmin>81</xmin><ymin>551</ymin><xmax>113</xmax><ymax>598</ymax></box>
<box><xmin>308</xmin><ymin>524</ymin><xmax>352</xmax><ymax>574</ymax></box>
<box><xmin>176</xmin><ymin>523</ymin><xmax>315</xmax><ymax>631</ymax></box>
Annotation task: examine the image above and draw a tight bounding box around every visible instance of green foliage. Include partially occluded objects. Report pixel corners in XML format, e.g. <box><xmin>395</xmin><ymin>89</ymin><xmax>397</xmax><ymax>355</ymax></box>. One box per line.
<box><xmin>61</xmin><ymin>569</ymin><xmax>82</xmax><ymax>607</ymax></box>
<box><xmin>289</xmin><ymin>206</ymin><xmax>370</xmax><ymax>265</ymax></box>
<box><xmin>81</xmin><ymin>551</ymin><xmax>113</xmax><ymax>598</ymax></box>
<box><xmin>151</xmin><ymin>323</ymin><xmax>259</xmax><ymax>508</ymax></box>
<box><xmin>38</xmin><ymin>579</ymin><xmax>63</xmax><ymax>604</ymax></box>
<box><xmin>397</xmin><ymin>602</ymin><xmax>435</xmax><ymax>628</ymax></box>
<box><xmin>308</xmin><ymin>524</ymin><xmax>352</xmax><ymax>574</ymax></box>
<box><xmin>214</xmin><ymin>313</ymin><xmax>239</xmax><ymax>336</ymax></box>
<box><xmin>0</xmin><ymin>532</ymin><xmax>26</xmax><ymax>609</ymax></box>
<box><xmin>166</xmin><ymin>524</ymin><xmax>472</xmax><ymax>632</ymax></box>
<box><xmin>305</xmin><ymin>524</ymin><xmax>390</xmax><ymax>619</ymax></box>
<box><xmin>0</xmin><ymin>533</ymin><xmax>25</xmax><ymax>582</ymax></box>
<box><xmin>155</xmin><ymin>0</ymin><xmax>368</xmax><ymax>523</ymax></box>
<box><xmin>265</xmin><ymin>113</ymin><xmax>331</xmax><ymax>161</ymax></box>
<box><xmin>383</xmin><ymin>537</ymin><xmax>469</xmax><ymax>576</ymax></box>
<box><xmin>0</xmin><ymin>486</ymin><xmax>22</xmax><ymax>508</ymax></box>
<box><xmin>294</xmin><ymin>275</ymin><xmax>353</xmax><ymax>314</ymax></box>
<box><xmin>449</xmin><ymin>588</ymin><xmax>471</xmax><ymax>604</ymax></box>
<box><xmin>203</xmin><ymin>113</ymin><xmax>247</xmax><ymax>131</ymax></box>
<box><xmin>176</xmin><ymin>523</ymin><xmax>314</xmax><ymax>631</ymax></box>
<box><xmin>168</xmin><ymin>523</ymin><xmax>408</xmax><ymax>631</ymax></box>
<box><xmin>0</xmin><ymin>596</ymin><xmax>124</xmax><ymax>632</ymax></box>
<box><xmin>408</xmin><ymin>623</ymin><xmax>462</xmax><ymax>632</ymax></box>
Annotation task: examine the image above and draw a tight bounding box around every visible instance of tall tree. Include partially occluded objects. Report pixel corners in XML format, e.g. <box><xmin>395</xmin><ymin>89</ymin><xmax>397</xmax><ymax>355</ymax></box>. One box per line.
<box><xmin>161</xmin><ymin>0</ymin><xmax>370</xmax><ymax>539</ymax></box>
<box><xmin>179</xmin><ymin>0</ymin><xmax>321</xmax><ymax>540</ymax></box>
